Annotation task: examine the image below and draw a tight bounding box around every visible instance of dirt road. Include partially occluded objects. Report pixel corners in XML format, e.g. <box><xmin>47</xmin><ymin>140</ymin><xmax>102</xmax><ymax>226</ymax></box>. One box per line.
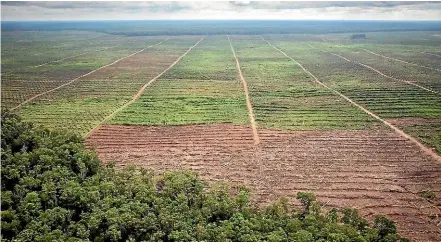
<box><xmin>228</xmin><ymin>35</ymin><xmax>260</xmax><ymax>145</ymax></box>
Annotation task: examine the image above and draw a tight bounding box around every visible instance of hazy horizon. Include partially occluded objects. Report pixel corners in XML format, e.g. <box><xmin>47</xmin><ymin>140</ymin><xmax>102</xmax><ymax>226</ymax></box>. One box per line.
<box><xmin>2</xmin><ymin>1</ymin><xmax>441</xmax><ymax>21</ymax></box>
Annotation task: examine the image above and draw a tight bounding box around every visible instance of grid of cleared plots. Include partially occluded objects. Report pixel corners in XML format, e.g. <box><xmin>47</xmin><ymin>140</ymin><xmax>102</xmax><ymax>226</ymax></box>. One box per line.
<box><xmin>273</xmin><ymin>40</ymin><xmax>441</xmax><ymax>154</ymax></box>
<box><xmin>109</xmin><ymin>36</ymin><xmax>250</xmax><ymax>125</ymax></box>
<box><xmin>231</xmin><ymin>36</ymin><xmax>378</xmax><ymax>130</ymax></box>
<box><xmin>1</xmin><ymin>35</ymin><xmax>168</xmax><ymax>109</ymax></box>
<box><xmin>313</xmin><ymin>43</ymin><xmax>441</xmax><ymax>92</ymax></box>
<box><xmin>18</xmin><ymin>37</ymin><xmax>201</xmax><ymax>135</ymax></box>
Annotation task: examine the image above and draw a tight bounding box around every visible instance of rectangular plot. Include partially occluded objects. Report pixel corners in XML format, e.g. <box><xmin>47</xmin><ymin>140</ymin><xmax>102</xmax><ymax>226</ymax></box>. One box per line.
<box><xmin>232</xmin><ymin>37</ymin><xmax>378</xmax><ymax>130</ymax></box>
<box><xmin>20</xmin><ymin>99</ymin><xmax>126</xmax><ymax>135</ymax></box>
<box><xmin>162</xmin><ymin>36</ymin><xmax>239</xmax><ymax>81</ymax></box>
<box><xmin>3</xmin><ymin>37</ymin><xmax>164</xmax><ymax>81</ymax></box>
<box><xmin>83</xmin><ymin>37</ymin><xmax>197</xmax><ymax>80</ymax></box>
<box><xmin>109</xmin><ymin>79</ymin><xmax>249</xmax><ymax>125</ymax></box>
<box><xmin>17</xmin><ymin>77</ymin><xmax>145</xmax><ymax>135</ymax></box>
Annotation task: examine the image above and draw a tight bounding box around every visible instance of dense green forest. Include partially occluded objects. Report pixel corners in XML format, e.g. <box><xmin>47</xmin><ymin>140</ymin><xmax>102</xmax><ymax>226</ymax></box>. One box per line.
<box><xmin>1</xmin><ymin>112</ymin><xmax>408</xmax><ymax>241</ymax></box>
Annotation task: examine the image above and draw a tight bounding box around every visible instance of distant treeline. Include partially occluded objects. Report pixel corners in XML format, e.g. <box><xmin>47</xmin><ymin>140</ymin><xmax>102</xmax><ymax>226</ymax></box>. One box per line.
<box><xmin>2</xmin><ymin>20</ymin><xmax>441</xmax><ymax>36</ymax></box>
<box><xmin>351</xmin><ymin>33</ymin><xmax>367</xmax><ymax>39</ymax></box>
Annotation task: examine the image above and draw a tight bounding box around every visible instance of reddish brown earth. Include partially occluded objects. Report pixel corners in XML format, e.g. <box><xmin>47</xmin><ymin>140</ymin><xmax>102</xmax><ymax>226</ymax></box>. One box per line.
<box><xmin>86</xmin><ymin>124</ymin><xmax>441</xmax><ymax>241</ymax></box>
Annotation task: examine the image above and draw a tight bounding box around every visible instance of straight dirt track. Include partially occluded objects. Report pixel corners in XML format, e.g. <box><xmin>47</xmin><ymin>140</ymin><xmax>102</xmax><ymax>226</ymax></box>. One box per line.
<box><xmin>228</xmin><ymin>35</ymin><xmax>260</xmax><ymax>145</ymax></box>
<box><xmin>11</xmin><ymin>37</ymin><xmax>170</xmax><ymax>111</ymax></box>
<box><xmin>86</xmin><ymin>124</ymin><xmax>441</xmax><ymax>241</ymax></box>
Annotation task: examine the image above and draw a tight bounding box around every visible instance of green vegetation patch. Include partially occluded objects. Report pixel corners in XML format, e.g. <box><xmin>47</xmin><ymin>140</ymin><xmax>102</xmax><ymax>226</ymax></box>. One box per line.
<box><xmin>109</xmin><ymin>79</ymin><xmax>249</xmax><ymax>125</ymax></box>
<box><xmin>20</xmin><ymin>98</ymin><xmax>129</xmax><ymax>136</ymax></box>
<box><xmin>16</xmin><ymin>76</ymin><xmax>148</xmax><ymax>136</ymax></box>
<box><xmin>162</xmin><ymin>36</ymin><xmax>237</xmax><ymax>81</ymax></box>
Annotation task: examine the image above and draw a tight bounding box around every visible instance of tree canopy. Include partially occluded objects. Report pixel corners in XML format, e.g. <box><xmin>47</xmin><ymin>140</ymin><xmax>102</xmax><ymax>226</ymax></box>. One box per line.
<box><xmin>1</xmin><ymin>112</ymin><xmax>408</xmax><ymax>241</ymax></box>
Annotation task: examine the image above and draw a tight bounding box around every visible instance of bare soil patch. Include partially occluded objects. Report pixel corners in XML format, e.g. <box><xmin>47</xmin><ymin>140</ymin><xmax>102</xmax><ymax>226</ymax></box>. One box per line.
<box><xmin>86</xmin><ymin>124</ymin><xmax>441</xmax><ymax>241</ymax></box>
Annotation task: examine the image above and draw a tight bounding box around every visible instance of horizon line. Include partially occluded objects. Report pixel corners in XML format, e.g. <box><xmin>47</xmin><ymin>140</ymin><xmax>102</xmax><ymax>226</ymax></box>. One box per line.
<box><xmin>3</xmin><ymin>19</ymin><xmax>441</xmax><ymax>22</ymax></box>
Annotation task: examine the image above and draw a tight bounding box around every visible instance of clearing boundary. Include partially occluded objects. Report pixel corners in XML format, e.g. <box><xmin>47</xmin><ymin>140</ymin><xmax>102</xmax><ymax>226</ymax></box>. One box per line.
<box><xmin>362</xmin><ymin>49</ymin><xmax>441</xmax><ymax>72</ymax></box>
<box><xmin>228</xmin><ymin>35</ymin><xmax>260</xmax><ymax>145</ymax></box>
<box><xmin>308</xmin><ymin>44</ymin><xmax>440</xmax><ymax>95</ymax></box>
<box><xmin>84</xmin><ymin>37</ymin><xmax>205</xmax><ymax>138</ymax></box>
<box><xmin>261</xmin><ymin>37</ymin><xmax>441</xmax><ymax>163</ymax></box>
<box><xmin>11</xmin><ymin>37</ymin><xmax>170</xmax><ymax>111</ymax></box>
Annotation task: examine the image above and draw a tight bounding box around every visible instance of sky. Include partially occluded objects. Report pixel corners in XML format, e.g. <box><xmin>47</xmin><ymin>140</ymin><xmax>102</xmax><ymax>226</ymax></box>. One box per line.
<box><xmin>2</xmin><ymin>1</ymin><xmax>441</xmax><ymax>21</ymax></box>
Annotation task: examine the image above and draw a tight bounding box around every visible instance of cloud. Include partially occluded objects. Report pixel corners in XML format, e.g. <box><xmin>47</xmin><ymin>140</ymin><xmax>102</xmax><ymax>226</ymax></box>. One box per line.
<box><xmin>2</xmin><ymin>1</ymin><xmax>441</xmax><ymax>21</ymax></box>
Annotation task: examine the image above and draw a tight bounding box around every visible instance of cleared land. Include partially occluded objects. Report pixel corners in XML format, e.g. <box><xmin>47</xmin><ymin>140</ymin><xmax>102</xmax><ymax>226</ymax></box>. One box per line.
<box><xmin>3</xmin><ymin>30</ymin><xmax>441</xmax><ymax>241</ymax></box>
<box><xmin>86</xmin><ymin>125</ymin><xmax>441</xmax><ymax>242</ymax></box>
